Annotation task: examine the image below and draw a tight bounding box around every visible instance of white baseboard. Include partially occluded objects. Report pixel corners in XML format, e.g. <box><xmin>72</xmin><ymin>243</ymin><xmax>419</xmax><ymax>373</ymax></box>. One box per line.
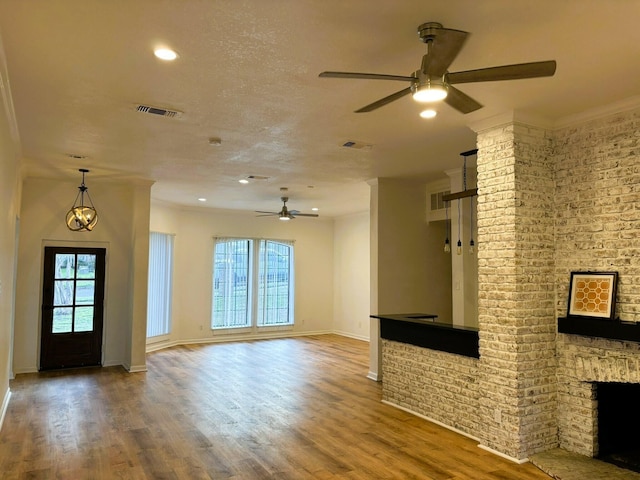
<box><xmin>145</xmin><ymin>329</ymin><xmax>344</xmax><ymax>353</ymax></box>
<box><xmin>382</xmin><ymin>400</ymin><xmax>481</xmax><ymax>443</ymax></box>
<box><xmin>367</xmin><ymin>371</ymin><xmax>381</xmax><ymax>381</ymax></box>
<box><xmin>12</xmin><ymin>366</ymin><xmax>38</xmax><ymax>375</ymax></box>
<box><xmin>0</xmin><ymin>388</ymin><xmax>11</xmax><ymax>432</ymax></box>
<box><xmin>332</xmin><ymin>329</ymin><xmax>369</xmax><ymax>342</ymax></box>
<box><xmin>126</xmin><ymin>364</ymin><xmax>147</xmax><ymax>373</ymax></box>
<box><xmin>477</xmin><ymin>443</ymin><xmax>529</xmax><ymax>464</ymax></box>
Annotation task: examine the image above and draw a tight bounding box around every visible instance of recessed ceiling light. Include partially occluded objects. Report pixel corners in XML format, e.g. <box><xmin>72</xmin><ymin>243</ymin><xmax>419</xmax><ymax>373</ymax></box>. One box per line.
<box><xmin>198</xmin><ymin>198</ymin><xmax>207</xmax><ymax>202</ymax></box>
<box><xmin>154</xmin><ymin>48</ymin><xmax>178</xmax><ymax>61</ymax></box>
<box><xmin>312</xmin><ymin>207</ymin><xmax>319</xmax><ymax>211</ymax></box>
<box><xmin>239</xmin><ymin>179</ymin><xmax>249</xmax><ymax>184</ymax></box>
<box><xmin>420</xmin><ymin>109</ymin><xmax>437</xmax><ymax>119</ymax></box>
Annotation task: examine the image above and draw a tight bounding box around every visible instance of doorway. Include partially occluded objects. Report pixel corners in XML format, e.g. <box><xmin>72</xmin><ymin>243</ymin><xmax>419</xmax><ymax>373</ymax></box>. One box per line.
<box><xmin>40</xmin><ymin>246</ymin><xmax>106</xmax><ymax>370</ymax></box>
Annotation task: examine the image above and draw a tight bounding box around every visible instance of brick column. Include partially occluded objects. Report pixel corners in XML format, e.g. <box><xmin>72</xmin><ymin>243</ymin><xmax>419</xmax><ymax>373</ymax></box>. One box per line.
<box><xmin>474</xmin><ymin>119</ymin><xmax>557</xmax><ymax>460</ymax></box>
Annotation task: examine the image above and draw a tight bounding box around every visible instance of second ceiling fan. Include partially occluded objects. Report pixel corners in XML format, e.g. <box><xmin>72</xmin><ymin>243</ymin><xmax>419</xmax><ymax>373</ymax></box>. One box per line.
<box><xmin>319</xmin><ymin>22</ymin><xmax>556</xmax><ymax>114</ymax></box>
<box><xmin>256</xmin><ymin>197</ymin><xmax>319</xmax><ymax>221</ymax></box>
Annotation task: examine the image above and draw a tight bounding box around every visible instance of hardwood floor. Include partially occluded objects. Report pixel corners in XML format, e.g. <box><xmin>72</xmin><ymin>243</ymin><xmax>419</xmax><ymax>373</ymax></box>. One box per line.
<box><xmin>0</xmin><ymin>335</ymin><xmax>551</xmax><ymax>479</ymax></box>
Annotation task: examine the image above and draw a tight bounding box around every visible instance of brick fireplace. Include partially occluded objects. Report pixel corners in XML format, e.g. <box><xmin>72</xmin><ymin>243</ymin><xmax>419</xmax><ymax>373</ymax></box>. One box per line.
<box><xmin>558</xmin><ymin>332</ymin><xmax>640</xmax><ymax>457</ymax></box>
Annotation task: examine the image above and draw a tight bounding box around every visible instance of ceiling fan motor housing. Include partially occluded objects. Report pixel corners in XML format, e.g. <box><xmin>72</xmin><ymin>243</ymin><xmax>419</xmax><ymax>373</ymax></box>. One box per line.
<box><xmin>417</xmin><ymin>22</ymin><xmax>444</xmax><ymax>42</ymax></box>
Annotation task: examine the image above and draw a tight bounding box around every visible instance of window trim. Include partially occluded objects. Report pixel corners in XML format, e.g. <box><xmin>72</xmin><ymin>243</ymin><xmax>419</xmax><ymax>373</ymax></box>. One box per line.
<box><xmin>211</xmin><ymin>236</ymin><xmax>295</xmax><ymax>332</ymax></box>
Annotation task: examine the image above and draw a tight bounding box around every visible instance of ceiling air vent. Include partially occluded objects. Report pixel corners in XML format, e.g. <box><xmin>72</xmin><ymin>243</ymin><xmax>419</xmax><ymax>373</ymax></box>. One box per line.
<box><xmin>135</xmin><ymin>104</ymin><xmax>183</xmax><ymax>118</ymax></box>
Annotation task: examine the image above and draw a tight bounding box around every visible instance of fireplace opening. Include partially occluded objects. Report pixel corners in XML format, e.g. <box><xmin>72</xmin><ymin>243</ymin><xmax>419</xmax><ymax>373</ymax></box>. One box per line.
<box><xmin>597</xmin><ymin>382</ymin><xmax>640</xmax><ymax>473</ymax></box>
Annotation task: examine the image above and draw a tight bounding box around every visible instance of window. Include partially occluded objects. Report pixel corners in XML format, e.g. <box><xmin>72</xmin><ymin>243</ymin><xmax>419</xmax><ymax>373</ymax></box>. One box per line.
<box><xmin>212</xmin><ymin>237</ymin><xmax>294</xmax><ymax>329</ymax></box>
<box><xmin>147</xmin><ymin>232</ymin><xmax>174</xmax><ymax>339</ymax></box>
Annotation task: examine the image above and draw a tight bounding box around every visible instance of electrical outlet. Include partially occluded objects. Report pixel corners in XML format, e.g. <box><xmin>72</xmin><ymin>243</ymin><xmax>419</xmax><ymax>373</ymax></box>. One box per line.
<box><xmin>494</xmin><ymin>408</ymin><xmax>502</xmax><ymax>424</ymax></box>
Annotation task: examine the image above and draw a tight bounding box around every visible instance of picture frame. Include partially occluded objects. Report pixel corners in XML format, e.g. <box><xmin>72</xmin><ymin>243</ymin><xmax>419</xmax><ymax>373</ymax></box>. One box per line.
<box><xmin>567</xmin><ymin>271</ymin><xmax>618</xmax><ymax>320</ymax></box>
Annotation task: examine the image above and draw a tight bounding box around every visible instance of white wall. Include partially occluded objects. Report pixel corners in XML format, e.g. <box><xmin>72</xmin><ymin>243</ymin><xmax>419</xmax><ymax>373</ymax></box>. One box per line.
<box><xmin>368</xmin><ymin>177</ymin><xmax>452</xmax><ymax>380</ymax></box>
<box><xmin>0</xmin><ymin>37</ymin><xmax>21</xmax><ymax>427</ymax></box>
<box><xmin>333</xmin><ymin>211</ymin><xmax>370</xmax><ymax>340</ymax></box>
<box><xmin>149</xmin><ymin>202</ymin><xmax>337</xmax><ymax>344</ymax></box>
<box><xmin>13</xmin><ymin>177</ymin><xmax>151</xmax><ymax>373</ymax></box>
<box><xmin>375</xmin><ymin>178</ymin><xmax>451</xmax><ymax>316</ymax></box>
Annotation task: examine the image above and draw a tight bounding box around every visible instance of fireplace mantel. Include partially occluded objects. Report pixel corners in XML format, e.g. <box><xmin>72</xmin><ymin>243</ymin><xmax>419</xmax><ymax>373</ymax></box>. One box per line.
<box><xmin>558</xmin><ymin>316</ymin><xmax>640</xmax><ymax>343</ymax></box>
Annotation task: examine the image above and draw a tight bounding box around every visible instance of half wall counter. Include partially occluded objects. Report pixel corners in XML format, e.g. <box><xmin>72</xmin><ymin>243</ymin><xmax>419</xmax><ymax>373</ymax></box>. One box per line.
<box><xmin>370</xmin><ymin>313</ymin><xmax>481</xmax><ymax>440</ymax></box>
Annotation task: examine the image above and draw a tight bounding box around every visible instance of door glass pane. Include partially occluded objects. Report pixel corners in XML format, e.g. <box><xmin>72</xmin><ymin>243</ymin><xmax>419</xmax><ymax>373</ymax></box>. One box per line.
<box><xmin>77</xmin><ymin>254</ymin><xmax>96</xmax><ymax>279</ymax></box>
<box><xmin>55</xmin><ymin>254</ymin><xmax>75</xmax><ymax>279</ymax></box>
<box><xmin>76</xmin><ymin>280</ymin><xmax>95</xmax><ymax>305</ymax></box>
<box><xmin>54</xmin><ymin>281</ymin><xmax>74</xmax><ymax>306</ymax></box>
<box><xmin>75</xmin><ymin>307</ymin><xmax>94</xmax><ymax>332</ymax></box>
<box><xmin>52</xmin><ymin>307</ymin><xmax>73</xmax><ymax>333</ymax></box>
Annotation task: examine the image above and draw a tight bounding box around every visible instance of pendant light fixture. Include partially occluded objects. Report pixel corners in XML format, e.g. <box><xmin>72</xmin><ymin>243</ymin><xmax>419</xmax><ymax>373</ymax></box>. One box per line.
<box><xmin>456</xmin><ymin>197</ymin><xmax>462</xmax><ymax>255</ymax></box>
<box><xmin>65</xmin><ymin>169</ymin><xmax>98</xmax><ymax>232</ymax></box>
<box><xmin>444</xmin><ymin>201</ymin><xmax>451</xmax><ymax>253</ymax></box>
<box><xmin>442</xmin><ymin>148</ymin><xmax>479</xmax><ymax>255</ymax></box>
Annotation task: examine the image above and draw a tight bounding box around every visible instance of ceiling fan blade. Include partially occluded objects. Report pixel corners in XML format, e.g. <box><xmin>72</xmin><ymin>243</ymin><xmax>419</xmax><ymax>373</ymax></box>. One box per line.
<box><xmin>255</xmin><ymin>211</ymin><xmax>279</xmax><ymax>215</ymax></box>
<box><xmin>444</xmin><ymin>86</ymin><xmax>483</xmax><ymax>114</ymax></box>
<box><xmin>447</xmin><ymin>60</ymin><xmax>557</xmax><ymax>84</ymax></box>
<box><xmin>319</xmin><ymin>71</ymin><xmax>415</xmax><ymax>82</ymax></box>
<box><xmin>422</xmin><ymin>28</ymin><xmax>469</xmax><ymax>77</ymax></box>
<box><xmin>291</xmin><ymin>213</ymin><xmax>319</xmax><ymax>217</ymax></box>
<box><xmin>355</xmin><ymin>86</ymin><xmax>413</xmax><ymax>113</ymax></box>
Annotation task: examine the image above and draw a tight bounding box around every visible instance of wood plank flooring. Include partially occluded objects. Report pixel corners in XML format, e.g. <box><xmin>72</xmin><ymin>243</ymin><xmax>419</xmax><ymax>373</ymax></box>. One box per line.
<box><xmin>0</xmin><ymin>335</ymin><xmax>551</xmax><ymax>479</ymax></box>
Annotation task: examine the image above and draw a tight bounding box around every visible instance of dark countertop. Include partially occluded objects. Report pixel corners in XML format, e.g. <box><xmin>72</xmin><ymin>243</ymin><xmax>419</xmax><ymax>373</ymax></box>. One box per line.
<box><xmin>371</xmin><ymin>313</ymin><xmax>479</xmax><ymax>358</ymax></box>
<box><xmin>370</xmin><ymin>313</ymin><xmax>478</xmax><ymax>332</ymax></box>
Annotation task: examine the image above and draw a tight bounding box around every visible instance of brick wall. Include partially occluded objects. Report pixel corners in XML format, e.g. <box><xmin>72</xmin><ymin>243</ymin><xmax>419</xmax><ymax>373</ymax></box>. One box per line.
<box><xmin>554</xmin><ymin>109</ymin><xmax>640</xmax><ymax>322</ymax></box>
<box><xmin>554</xmin><ymin>107</ymin><xmax>640</xmax><ymax>456</ymax></box>
<box><xmin>475</xmin><ymin>122</ymin><xmax>557</xmax><ymax>460</ymax></box>
<box><xmin>381</xmin><ymin>339</ymin><xmax>479</xmax><ymax>437</ymax></box>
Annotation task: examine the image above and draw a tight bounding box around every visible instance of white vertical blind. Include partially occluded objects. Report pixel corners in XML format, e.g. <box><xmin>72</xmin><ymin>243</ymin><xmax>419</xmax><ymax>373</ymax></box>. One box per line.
<box><xmin>147</xmin><ymin>232</ymin><xmax>174</xmax><ymax>338</ymax></box>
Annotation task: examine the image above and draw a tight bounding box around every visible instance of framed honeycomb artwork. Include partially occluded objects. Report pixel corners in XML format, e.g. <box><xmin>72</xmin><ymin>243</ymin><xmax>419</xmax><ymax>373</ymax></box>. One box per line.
<box><xmin>568</xmin><ymin>271</ymin><xmax>618</xmax><ymax>320</ymax></box>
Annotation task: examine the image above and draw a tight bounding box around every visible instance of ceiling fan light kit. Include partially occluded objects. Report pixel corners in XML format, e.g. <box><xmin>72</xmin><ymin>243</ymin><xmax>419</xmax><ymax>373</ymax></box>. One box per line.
<box><xmin>319</xmin><ymin>21</ymin><xmax>556</xmax><ymax>115</ymax></box>
<box><xmin>411</xmin><ymin>78</ymin><xmax>448</xmax><ymax>102</ymax></box>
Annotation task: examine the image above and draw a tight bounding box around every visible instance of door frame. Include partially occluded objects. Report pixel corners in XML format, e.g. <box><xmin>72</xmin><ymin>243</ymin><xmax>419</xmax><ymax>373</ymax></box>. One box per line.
<box><xmin>39</xmin><ymin>240</ymin><xmax>109</xmax><ymax>369</ymax></box>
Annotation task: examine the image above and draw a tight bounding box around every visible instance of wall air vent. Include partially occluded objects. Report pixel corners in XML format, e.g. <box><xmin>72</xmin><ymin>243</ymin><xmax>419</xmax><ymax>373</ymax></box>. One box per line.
<box><xmin>426</xmin><ymin>179</ymin><xmax>451</xmax><ymax>223</ymax></box>
<box><xmin>430</xmin><ymin>190</ymin><xmax>450</xmax><ymax>212</ymax></box>
<box><xmin>135</xmin><ymin>104</ymin><xmax>183</xmax><ymax>118</ymax></box>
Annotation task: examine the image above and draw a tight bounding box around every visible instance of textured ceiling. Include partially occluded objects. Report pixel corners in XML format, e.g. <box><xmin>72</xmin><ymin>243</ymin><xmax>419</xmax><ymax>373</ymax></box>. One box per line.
<box><xmin>1</xmin><ymin>0</ymin><xmax>639</xmax><ymax>217</ymax></box>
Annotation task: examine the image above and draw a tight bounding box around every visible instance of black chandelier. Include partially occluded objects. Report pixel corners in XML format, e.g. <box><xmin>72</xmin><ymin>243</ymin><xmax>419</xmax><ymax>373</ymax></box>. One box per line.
<box><xmin>65</xmin><ymin>169</ymin><xmax>98</xmax><ymax>231</ymax></box>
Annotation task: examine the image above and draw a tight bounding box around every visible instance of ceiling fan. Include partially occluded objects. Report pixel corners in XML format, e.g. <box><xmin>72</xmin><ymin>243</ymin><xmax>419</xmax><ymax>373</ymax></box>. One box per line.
<box><xmin>319</xmin><ymin>22</ymin><xmax>556</xmax><ymax>114</ymax></box>
<box><xmin>256</xmin><ymin>197</ymin><xmax>319</xmax><ymax>221</ymax></box>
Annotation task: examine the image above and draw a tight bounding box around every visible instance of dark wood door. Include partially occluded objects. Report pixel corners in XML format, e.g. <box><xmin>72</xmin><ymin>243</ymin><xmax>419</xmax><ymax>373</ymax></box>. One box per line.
<box><xmin>40</xmin><ymin>247</ymin><xmax>106</xmax><ymax>370</ymax></box>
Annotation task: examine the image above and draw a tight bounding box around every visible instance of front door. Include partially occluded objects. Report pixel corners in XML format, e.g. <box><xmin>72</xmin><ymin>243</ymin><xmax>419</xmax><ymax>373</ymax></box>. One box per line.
<box><xmin>40</xmin><ymin>246</ymin><xmax>106</xmax><ymax>370</ymax></box>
